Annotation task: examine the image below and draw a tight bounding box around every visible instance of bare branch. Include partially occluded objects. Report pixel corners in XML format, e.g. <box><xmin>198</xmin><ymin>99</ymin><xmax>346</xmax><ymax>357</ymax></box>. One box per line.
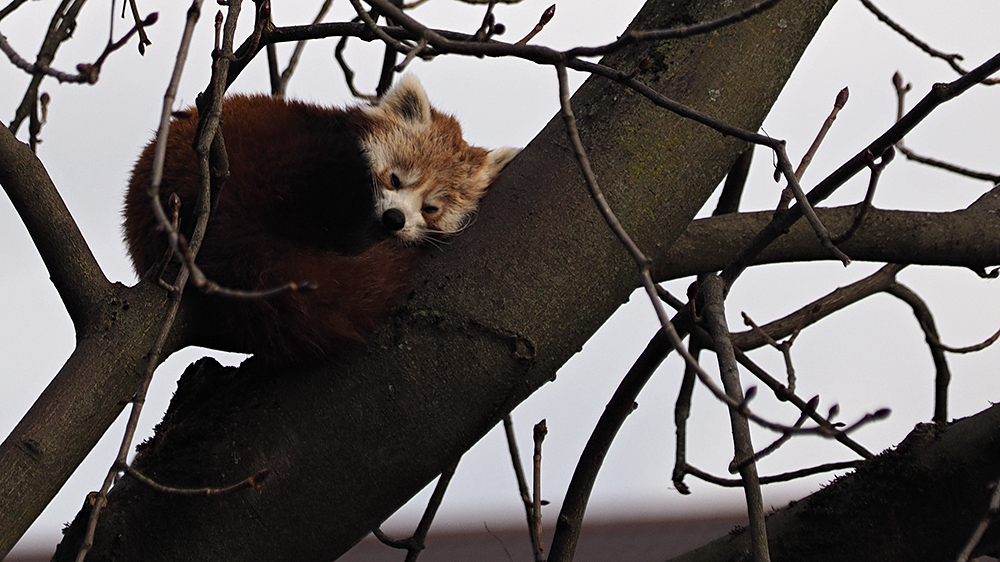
<box><xmin>531</xmin><ymin>420</ymin><xmax>547</xmax><ymax>562</ymax></box>
<box><xmin>73</xmin><ymin>2</ymin><xmax>211</xmax><ymax>559</ymax></box>
<box><xmin>372</xmin><ymin>459</ymin><xmax>460</xmax><ymax>561</ymax></box>
<box><xmin>548</xmin><ymin>325</ymin><xmax>684</xmax><ymax>562</ymax></box>
<box><xmin>730</xmin><ymin>403</ymin><xmax>813</xmax><ymax>472</ymax></box>
<box><xmin>701</xmin><ymin>275</ymin><xmax>770</xmax><ymax>562</ymax></box>
<box><xmin>730</xmin><ymin>264</ymin><xmax>907</xmax><ymax>350</ymax></box>
<box><xmin>774</xmin><ymin>141</ymin><xmax>852</xmax><ymax>266</ymax></box>
<box><xmin>831</xmin><ymin>147</ymin><xmax>895</xmax><ymax>244</ymax></box>
<box><xmin>0</xmin><ymin>10</ymin><xmax>158</xmax><ymax>85</ymax></box>
<box><xmin>515</xmin><ymin>4</ymin><xmax>553</xmax><ymax>45</ymax></box>
<box><xmin>861</xmin><ymin>0</ymin><xmax>999</xmax><ymax>85</ymax></box>
<box><xmin>126</xmin><ymin>466</ymin><xmax>269</xmax><ymax>496</ymax></box>
<box><xmin>564</xmin><ymin>0</ymin><xmax>783</xmax><ymax>58</ymax></box>
<box><xmin>929</xmin><ymin>325</ymin><xmax>1000</xmax><ymax>355</ymax></box>
<box><xmin>719</xmin><ymin>50</ymin><xmax>1000</xmax><ymax>288</ymax></box>
<box><xmin>0</xmin><ymin>109</ymin><xmax>107</xmax><ymax>331</ymax></box>
<box><xmin>502</xmin><ymin>415</ymin><xmax>540</xmax><ymax>555</ymax></box>
<box><xmin>778</xmin><ymin>86</ymin><xmax>848</xmax><ymax>211</ymax></box>
<box><xmin>125</xmin><ymin>0</ymin><xmax>153</xmax><ymax>54</ymax></box>
<box><xmin>691</xmin><ymin>320</ymin><xmax>880</xmax><ymax>459</ymax></box>
<box><xmin>0</xmin><ymin>0</ymin><xmax>30</xmax><ymax>22</ymax></box>
<box><xmin>270</xmin><ymin>0</ymin><xmax>334</xmax><ymax>96</ymax></box>
<box><xmin>892</xmin><ymin>72</ymin><xmax>1000</xmax><ymax>182</ymax></box>
<box><xmin>884</xmin><ymin>282</ymin><xmax>952</xmax><ymax>423</ymax></box>
<box><xmin>741</xmin><ymin>312</ymin><xmax>798</xmax><ymax>394</ymax></box>
<box><xmin>671</xmin><ymin>339</ymin><xmax>701</xmax><ymax>495</ymax></box>
<box><xmin>683</xmin><ymin>460</ymin><xmax>860</xmax><ymax>487</ymax></box>
<box><xmin>8</xmin><ymin>0</ymin><xmax>84</xmax><ymax>136</ymax></box>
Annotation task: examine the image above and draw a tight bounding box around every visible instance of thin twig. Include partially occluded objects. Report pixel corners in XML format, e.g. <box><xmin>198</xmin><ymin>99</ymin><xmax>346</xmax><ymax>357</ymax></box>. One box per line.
<box><xmin>701</xmin><ymin>274</ymin><xmax>770</xmax><ymax>562</ymax></box>
<box><xmin>515</xmin><ymin>4</ymin><xmax>553</xmax><ymax>45</ymax></box>
<box><xmin>127</xmin><ymin>466</ymin><xmax>269</xmax><ymax>496</ymax></box>
<box><xmin>0</xmin><ymin>10</ymin><xmax>158</xmax><ymax>84</ymax></box>
<box><xmin>728</xmin><ymin>341</ymin><xmax>885</xmax><ymax>457</ymax></box>
<box><xmin>271</xmin><ymin>0</ymin><xmax>333</xmax><ymax>96</ymax></box>
<box><xmin>778</xmin><ymin>87</ymin><xmax>848</xmax><ymax>211</ymax></box>
<box><xmin>832</xmin><ymin>147</ymin><xmax>894</xmax><ymax>244</ymax></box>
<box><xmin>671</xmin><ymin>339</ymin><xmax>701</xmax><ymax>495</ymax></box>
<box><xmin>884</xmin><ymin>282</ymin><xmax>952</xmax><ymax>423</ymax></box>
<box><xmin>531</xmin><ymin>420</ymin><xmax>547</xmax><ymax>562</ymax></box>
<box><xmin>775</xmin><ymin>141</ymin><xmax>852</xmax><ymax>266</ymax></box>
<box><xmin>693</xmin><ymin>312</ymin><xmax>883</xmax><ymax>459</ymax></box>
<box><xmin>126</xmin><ymin>0</ymin><xmax>152</xmax><ymax>54</ymax></box>
<box><xmin>730</xmin><ymin>264</ymin><xmax>908</xmax><ymax>350</ymax></box>
<box><xmin>730</xmin><ymin>400</ymin><xmax>814</xmax><ymax>472</ymax></box>
<box><xmin>892</xmin><ymin>72</ymin><xmax>1000</xmax><ymax>182</ymax></box>
<box><xmin>372</xmin><ymin>459</ymin><xmax>460</xmax><ymax>561</ymax></box>
<box><xmin>72</xmin><ymin>3</ymin><xmax>205</xmax><ymax>559</ymax></box>
<box><xmin>861</xmin><ymin>0</ymin><xmax>999</xmax><ymax>85</ymax></box>
<box><xmin>683</xmin><ymin>460</ymin><xmax>861</xmax><ymax>487</ymax></box>
<box><xmin>799</xmin><ymin>87</ymin><xmax>849</xmax><ymax>179</ymax></box>
<box><xmin>741</xmin><ymin>312</ymin><xmax>798</xmax><ymax>395</ymax></box>
<box><xmin>927</xmin><ymin>325</ymin><xmax>1000</xmax><ymax>354</ymax></box>
<box><xmin>721</xmin><ymin>50</ymin><xmax>1000</xmax><ymax>289</ymax></box>
<box><xmin>471</xmin><ymin>0</ymin><xmax>498</xmax><ymax>41</ymax></box>
<box><xmin>334</xmin><ymin>29</ymin><xmax>378</xmax><ymax>101</ymax></box>
<box><xmin>502</xmin><ymin>415</ymin><xmax>540</xmax><ymax>555</ymax></box>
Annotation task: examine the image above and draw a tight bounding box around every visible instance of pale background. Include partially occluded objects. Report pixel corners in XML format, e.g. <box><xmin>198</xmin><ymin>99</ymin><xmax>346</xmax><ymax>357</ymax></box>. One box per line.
<box><xmin>2</xmin><ymin>0</ymin><xmax>998</xmax><ymax>555</ymax></box>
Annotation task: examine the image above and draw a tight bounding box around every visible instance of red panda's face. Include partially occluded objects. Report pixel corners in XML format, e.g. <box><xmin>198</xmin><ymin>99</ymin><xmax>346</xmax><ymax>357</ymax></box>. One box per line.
<box><xmin>361</xmin><ymin>75</ymin><xmax>519</xmax><ymax>245</ymax></box>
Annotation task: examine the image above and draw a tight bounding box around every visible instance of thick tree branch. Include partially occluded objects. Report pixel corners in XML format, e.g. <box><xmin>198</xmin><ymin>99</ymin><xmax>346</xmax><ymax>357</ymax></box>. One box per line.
<box><xmin>0</xmin><ymin>123</ymin><xmax>106</xmax><ymax>331</ymax></box>
<box><xmin>653</xmin><ymin>205</ymin><xmax>1000</xmax><ymax>282</ymax></box>
<box><xmin>668</xmin><ymin>404</ymin><xmax>1000</xmax><ymax>562</ymax></box>
<box><xmin>0</xmin><ymin>279</ymin><xmax>193</xmax><ymax>554</ymax></box>
<box><xmin>719</xmin><ymin>50</ymin><xmax>1000</xmax><ymax>286</ymax></box>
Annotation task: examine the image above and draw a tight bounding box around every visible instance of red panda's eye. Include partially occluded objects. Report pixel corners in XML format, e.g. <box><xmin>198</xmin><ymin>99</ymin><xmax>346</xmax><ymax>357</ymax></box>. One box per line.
<box><xmin>390</xmin><ymin>173</ymin><xmax>401</xmax><ymax>189</ymax></box>
<box><xmin>422</xmin><ymin>205</ymin><xmax>439</xmax><ymax>214</ymax></box>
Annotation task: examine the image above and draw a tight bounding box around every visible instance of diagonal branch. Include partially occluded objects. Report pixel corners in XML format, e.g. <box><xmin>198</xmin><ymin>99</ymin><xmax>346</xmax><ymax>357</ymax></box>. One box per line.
<box><xmin>860</xmin><ymin>0</ymin><xmax>999</xmax><ymax>85</ymax></box>
<box><xmin>0</xmin><ymin>123</ymin><xmax>107</xmax><ymax>331</ymax></box>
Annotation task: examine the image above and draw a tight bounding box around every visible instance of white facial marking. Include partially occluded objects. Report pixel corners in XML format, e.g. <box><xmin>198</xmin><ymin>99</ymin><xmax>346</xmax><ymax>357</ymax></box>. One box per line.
<box><xmin>377</xmin><ymin>184</ymin><xmax>428</xmax><ymax>243</ymax></box>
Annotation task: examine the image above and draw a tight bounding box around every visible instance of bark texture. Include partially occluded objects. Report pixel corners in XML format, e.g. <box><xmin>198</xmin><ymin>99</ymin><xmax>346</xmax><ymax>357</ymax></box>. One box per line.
<box><xmin>667</xmin><ymin>405</ymin><xmax>1000</xmax><ymax>562</ymax></box>
<box><xmin>51</xmin><ymin>1</ymin><xmax>838</xmax><ymax>560</ymax></box>
<box><xmin>0</xmin><ymin>123</ymin><xmax>194</xmax><ymax>554</ymax></box>
<box><xmin>653</xmin><ymin>199</ymin><xmax>1000</xmax><ymax>281</ymax></box>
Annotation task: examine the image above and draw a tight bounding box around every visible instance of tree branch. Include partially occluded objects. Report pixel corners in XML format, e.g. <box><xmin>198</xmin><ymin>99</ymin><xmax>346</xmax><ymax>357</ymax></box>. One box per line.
<box><xmin>653</xmin><ymin>205</ymin><xmax>1000</xmax><ymax>282</ymax></box>
<box><xmin>719</xmin><ymin>50</ymin><xmax>1000</xmax><ymax>287</ymax></box>
<box><xmin>0</xmin><ymin>123</ymin><xmax>107</xmax><ymax>331</ymax></box>
<box><xmin>51</xmin><ymin>1</ymin><xmax>841</xmax><ymax>559</ymax></box>
<box><xmin>668</xmin><ymin>405</ymin><xmax>1000</xmax><ymax>562</ymax></box>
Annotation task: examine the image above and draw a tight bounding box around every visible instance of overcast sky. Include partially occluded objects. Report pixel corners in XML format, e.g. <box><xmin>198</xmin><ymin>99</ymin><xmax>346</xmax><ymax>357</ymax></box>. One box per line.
<box><xmin>2</xmin><ymin>0</ymin><xmax>999</xmax><ymax>555</ymax></box>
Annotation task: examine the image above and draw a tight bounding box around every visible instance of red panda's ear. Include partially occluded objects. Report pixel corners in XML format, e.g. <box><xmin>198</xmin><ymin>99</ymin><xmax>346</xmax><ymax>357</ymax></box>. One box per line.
<box><xmin>485</xmin><ymin>146</ymin><xmax>520</xmax><ymax>181</ymax></box>
<box><xmin>370</xmin><ymin>74</ymin><xmax>432</xmax><ymax>127</ymax></box>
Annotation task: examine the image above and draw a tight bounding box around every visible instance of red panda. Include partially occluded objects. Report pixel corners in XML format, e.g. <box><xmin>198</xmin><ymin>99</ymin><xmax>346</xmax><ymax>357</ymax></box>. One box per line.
<box><xmin>124</xmin><ymin>75</ymin><xmax>518</xmax><ymax>361</ymax></box>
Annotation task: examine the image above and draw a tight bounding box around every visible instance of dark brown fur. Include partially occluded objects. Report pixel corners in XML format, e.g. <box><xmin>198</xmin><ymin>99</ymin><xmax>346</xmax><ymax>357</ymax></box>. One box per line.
<box><xmin>124</xmin><ymin>95</ymin><xmax>420</xmax><ymax>360</ymax></box>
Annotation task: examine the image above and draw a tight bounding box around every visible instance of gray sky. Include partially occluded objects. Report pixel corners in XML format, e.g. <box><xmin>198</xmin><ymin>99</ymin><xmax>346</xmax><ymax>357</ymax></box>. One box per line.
<box><xmin>2</xmin><ymin>0</ymin><xmax>999</xmax><ymax>555</ymax></box>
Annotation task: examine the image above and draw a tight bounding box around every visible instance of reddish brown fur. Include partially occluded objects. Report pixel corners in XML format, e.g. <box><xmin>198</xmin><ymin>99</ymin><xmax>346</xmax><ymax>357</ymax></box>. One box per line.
<box><xmin>125</xmin><ymin>95</ymin><xmax>420</xmax><ymax>360</ymax></box>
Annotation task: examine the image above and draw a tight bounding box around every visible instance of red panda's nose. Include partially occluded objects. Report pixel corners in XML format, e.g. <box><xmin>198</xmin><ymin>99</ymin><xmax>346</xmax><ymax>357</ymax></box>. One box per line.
<box><xmin>382</xmin><ymin>209</ymin><xmax>405</xmax><ymax>231</ymax></box>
